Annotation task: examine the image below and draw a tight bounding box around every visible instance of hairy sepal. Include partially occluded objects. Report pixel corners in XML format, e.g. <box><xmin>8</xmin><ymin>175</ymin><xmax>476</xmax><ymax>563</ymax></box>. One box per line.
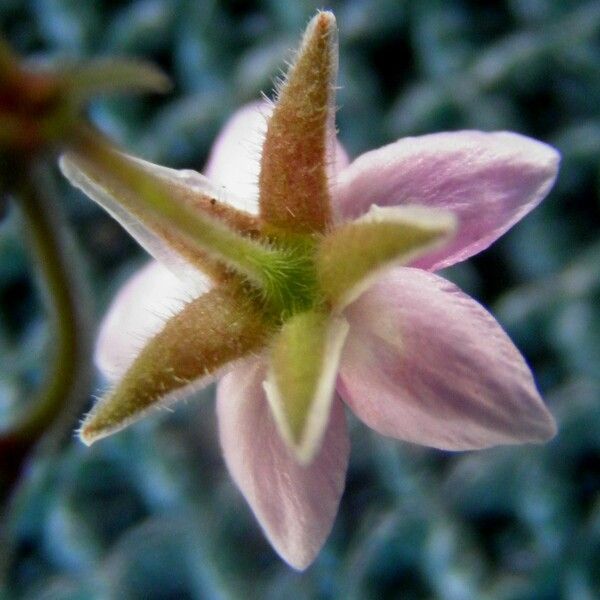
<box><xmin>317</xmin><ymin>205</ymin><xmax>456</xmax><ymax>309</ymax></box>
<box><xmin>259</xmin><ymin>11</ymin><xmax>338</xmax><ymax>233</ymax></box>
<box><xmin>61</xmin><ymin>145</ymin><xmax>277</xmax><ymax>286</ymax></box>
<box><xmin>264</xmin><ymin>311</ymin><xmax>349</xmax><ymax>464</ymax></box>
<box><xmin>79</xmin><ymin>285</ymin><xmax>268</xmax><ymax>445</ymax></box>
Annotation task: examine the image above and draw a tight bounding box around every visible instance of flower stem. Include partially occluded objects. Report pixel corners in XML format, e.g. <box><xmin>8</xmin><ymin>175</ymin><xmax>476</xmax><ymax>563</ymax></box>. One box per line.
<box><xmin>0</xmin><ymin>166</ymin><xmax>92</xmax><ymax>493</ymax></box>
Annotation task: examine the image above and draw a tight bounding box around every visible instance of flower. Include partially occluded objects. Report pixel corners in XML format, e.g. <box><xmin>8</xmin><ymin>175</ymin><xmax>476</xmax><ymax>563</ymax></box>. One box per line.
<box><xmin>60</xmin><ymin>11</ymin><xmax>559</xmax><ymax>570</ymax></box>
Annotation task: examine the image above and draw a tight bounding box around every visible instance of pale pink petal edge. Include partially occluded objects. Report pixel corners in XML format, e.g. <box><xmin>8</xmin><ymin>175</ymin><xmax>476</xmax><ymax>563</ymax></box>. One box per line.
<box><xmin>338</xmin><ymin>267</ymin><xmax>557</xmax><ymax>450</ymax></box>
<box><xmin>95</xmin><ymin>261</ymin><xmax>208</xmax><ymax>382</ymax></box>
<box><xmin>217</xmin><ymin>358</ymin><xmax>349</xmax><ymax>570</ymax></box>
<box><xmin>335</xmin><ymin>130</ymin><xmax>559</xmax><ymax>271</ymax></box>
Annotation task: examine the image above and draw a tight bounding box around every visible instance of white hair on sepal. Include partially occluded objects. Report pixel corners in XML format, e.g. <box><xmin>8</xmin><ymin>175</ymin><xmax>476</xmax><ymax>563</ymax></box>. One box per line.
<box><xmin>274</xmin><ymin>69</ymin><xmax>287</xmax><ymax>88</ymax></box>
<box><xmin>78</xmin><ymin>367</ymin><xmax>212</xmax><ymax>446</ymax></box>
<box><xmin>126</xmin><ymin>288</ymin><xmax>194</xmax><ymax>347</ymax></box>
<box><xmin>273</xmin><ymin>11</ymin><xmax>337</xmax><ymax>101</ymax></box>
<box><xmin>271</xmin><ymin>60</ymin><xmax>292</xmax><ymax>101</ymax></box>
<box><xmin>263</xmin><ymin>12</ymin><xmax>342</xmax><ymax>223</ymax></box>
<box><xmin>94</xmin><ymin>263</ymin><xmax>205</xmax><ymax>380</ymax></box>
<box><xmin>81</xmin><ymin>343</ymin><xmax>271</xmax><ymax>445</ymax></box>
<box><xmin>132</xmin><ymin>353</ymin><xmax>257</xmax><ymax>423</ymax></box>
<box><xmin>74</xmin><ymin>393</ymin><xmax>103</xmax><ymax>441</ymax></box>
<box><xmin>259</xmin><ymin>90</ymin><xmax>276</xmax><ymax>110</ymax></box>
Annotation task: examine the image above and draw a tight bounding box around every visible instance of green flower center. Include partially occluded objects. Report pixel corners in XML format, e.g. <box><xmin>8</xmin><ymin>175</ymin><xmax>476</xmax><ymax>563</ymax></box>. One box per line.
<box><xmin>253</xmin><ymin>230</ymin><xmax>324</xmax><ymax>323</ymax></box>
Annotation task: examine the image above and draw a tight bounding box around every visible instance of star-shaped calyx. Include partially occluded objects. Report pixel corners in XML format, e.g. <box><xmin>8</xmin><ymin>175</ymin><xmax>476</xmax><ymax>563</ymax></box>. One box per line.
<box><xmin>61</xmin><ymin>11</ymin><xmax>455</xmax><ymax>463</ymax></box>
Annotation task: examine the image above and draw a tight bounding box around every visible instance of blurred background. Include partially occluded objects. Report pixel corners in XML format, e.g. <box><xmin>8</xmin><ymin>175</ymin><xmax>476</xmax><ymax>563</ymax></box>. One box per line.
<box><xmin>0</xmin><ymin>0</ymin><xmax>599</xmax><ymax>598</ymax></box>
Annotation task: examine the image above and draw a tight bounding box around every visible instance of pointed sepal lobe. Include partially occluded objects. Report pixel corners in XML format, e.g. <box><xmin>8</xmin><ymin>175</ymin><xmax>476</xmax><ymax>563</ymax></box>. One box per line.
<box><xmin>259</xmin><ymin>12</ymin><xmax>338</xmax><ymax>234</ymax></box>
<box><xmin>80</xmin><ymin>284</ymin><xmax>268</xmax><ymax>445</ymax></box>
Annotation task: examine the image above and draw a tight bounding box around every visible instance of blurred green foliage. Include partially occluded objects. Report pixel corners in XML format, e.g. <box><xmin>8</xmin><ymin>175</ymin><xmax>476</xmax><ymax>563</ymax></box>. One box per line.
<box><xmin>0</xmin><ymin>0</ymin><xmax>599</xmax><ymax>598</ymax></box>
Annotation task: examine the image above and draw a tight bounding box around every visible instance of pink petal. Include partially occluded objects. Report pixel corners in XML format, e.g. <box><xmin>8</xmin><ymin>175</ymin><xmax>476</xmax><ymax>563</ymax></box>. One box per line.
<box><xmin>337</xmin><ymin>267</ymin><xmax>556</xmax><ymax>450</ymax></box>
<box><xmin>203</xmin><ymin>102</ymin><xmax>269</xmax><ymax>213</ymax></box>
<box><xmin>95</xmin><ymin>261</ymin><xmax>209</xmax><ymax>382</ymax></box>
<box><xmin>335</xmin><ymin>131</ymin><xmax>559</xmax><ymax>271</ymax></box>
<box><xmin>204</xmin><ymin>102</ymin><xmax>349</xmax><ymax>215</ymax></box>
<box><xmin>217</xmin><ymin>359</ymin><xmax>349</xmax><ymax>570</ymax></box>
